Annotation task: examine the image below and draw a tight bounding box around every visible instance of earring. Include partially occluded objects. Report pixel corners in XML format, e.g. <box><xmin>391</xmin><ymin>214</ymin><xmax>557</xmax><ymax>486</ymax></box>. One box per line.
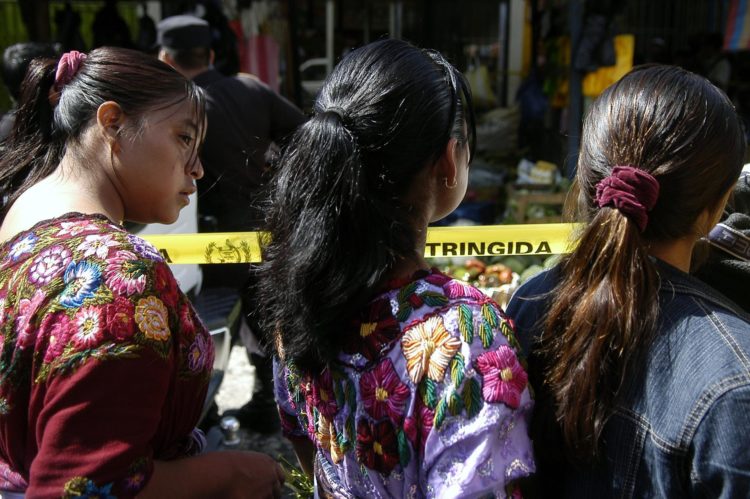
<box><xmin>444</xmin><ymin>177</ymin><xmax>458</xmax><ymax>189</ymax></box>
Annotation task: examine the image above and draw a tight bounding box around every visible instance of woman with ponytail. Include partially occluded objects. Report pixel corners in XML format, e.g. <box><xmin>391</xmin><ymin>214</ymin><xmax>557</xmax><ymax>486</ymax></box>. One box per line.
<box><xmin>0</xmin><ymin>48</ymin><xmax>284</xmax><ymax>498</ymax></box>
<box><xmin>507</xmin><ymin>64</ymin><xmax>750</xmax><ymax>497</ymax></box>
<box><xmin>257</xmin><ymin>38</ymin><xmax>534</xmax><ymax>497</ymax></box>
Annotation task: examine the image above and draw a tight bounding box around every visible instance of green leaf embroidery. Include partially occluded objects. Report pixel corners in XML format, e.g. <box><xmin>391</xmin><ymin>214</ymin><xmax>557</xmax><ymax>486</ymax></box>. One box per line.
<box><xmin>449</xmin><ymin>352</ymin><xmax>465</xmax><ymax>387</ymax></box>
<box><xmin>458</xmin><ymin>304</ymin><xmax>474</xmax><ymax>343</ymax></box>
<box><xmin>500</xmin><ymin>319</ymin><xmax>522</xmax><ymax>351</ymax></box>
<box><xmin>434</xmin><ymin>397</ymin><xmax>447</xmax><ymax>428</ymax></box>
<box><xmin>396</xmin><ymin>305</ymin><xmax>412</xmax><ymax>322</ymax></box>
<box><xmin>481</xmin><ymin>303</ymin><xmax>499</xmax><ymax>328</ymax></box>
<box><xmin>332</xmin><ymin>375</ymin><xmax>346</xmax><ymax>409</ymax></box>
<box><xmin>462</xmin><ymin>378</ymin><xmax>483</xmax><ymax>418</ymax></box>
<box><xmin>480</xmin><ymin>320</ymin><xmax>494</xmax><ymax>349</ymax></box>
<box><xmin>397</xmin><ymin>429</ymin><xmax>411</xmax><ymax>468</ymax></box>
<box><xmin>397</xmin><ymin>281</ymin><xmax>419</xmax><ymax>303</ymax></box>
<box><xmin>419</xmin><ymin>377</ymin><xmax>438</xmax><ymax>409</ymax></box>
<box><xmin>420</xmin><ymin>291</ymin><xmax>449</xmax><ymax>307</ymax></box>
<box><xmin>447</xmin><ymin>390</ymin><xmax>463</xmax><ymax>416</ymax></box>
<box><xmin>345</xmin><ymin>416</ymin><xmax>356</xmax><ymax>451</ymax></box>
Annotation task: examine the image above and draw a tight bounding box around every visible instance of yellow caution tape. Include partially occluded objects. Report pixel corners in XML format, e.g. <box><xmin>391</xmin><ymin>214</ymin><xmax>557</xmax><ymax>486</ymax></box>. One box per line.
<box><xmin>141</xmin><ymin>223</ymin><xmax>582</xmax><ymax>264</ymax></box>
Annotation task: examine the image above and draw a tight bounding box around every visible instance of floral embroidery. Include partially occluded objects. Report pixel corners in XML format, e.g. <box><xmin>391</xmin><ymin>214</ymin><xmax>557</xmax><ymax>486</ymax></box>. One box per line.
<box><xmin>8</xmin><ymin>233</ymin><xmax>37</xmax><ymax>261</ymax></box>
<box><xmin>316</xmin><ymin>414</ymin><xmax>345</xmax><ymax>464</ymax></box>
<box><xmin>77</xmin><ymin>234</ymin><xmax>121</xmax><ymax>260</ymax></box>
<box><xmin>356</xmin><ymin>418</ymin><xmax>400</xmax><ymax>474</ymax></box>
<box><xmin>401</xmin><ymin>315</ymin><xmax>461</xmax><ymax>384</ymax></box>
<box><xmin>443</xmin><ymin>280</ymin><xmax>486</xmax><ymax>301</ymax></box>
<box><xmin>360</xmin><ymin>357</ymin><xmax>410</xmax><ymax>423</ymax></box>
<box><xmin>104</xmin><ymin>250</ymin><xmax>149</xmax><ymax>296</ymax></box>
<box><xmin>15</xmin><ymin>290</ymin><xmax>46</xmax><ymax>350</ymax></box>
<box><xmin>104</xmin><ymin>297</ymin><xmax>136</xmax><ymax>341</ymax></box>
<box><xmin>72</xmin><ymin>307</ymin><xmax>104</xmax><ymax>348</ymax></box>
<box><xmin>344</xmin><ymin>298</ymin><xmax>400</xmax><ymax>361</ymax></box>
<box><xmin>135</xmin><ymin>296</ymin><xmax>170</xmax><ymax>342</ymax></box>
<box><xmin>187</xmin><ymin>333</ymin><xmax>209</xmax><ymax>372</ymax></box>
<box><xmin>59</xmin><ymin>261</ymin><xmax>102</xmax><ymax>309</ymax></box>
<box><xmin>63</xmin><ymin>477</ymin><xmax>115</xmax><ymax>499</ymax></box>
<box><xmin>403</xmin><ymin>398</ymin><xmax>434</xmax><ymax>457</ymax></box>
<box><xmin>28</xmin><ymin>245</ymin><xmax>72</xmax><ymax>286</ymax></box>
<box><xmin>308</xmin><ymin>368</ymin><xmax>338</xmax><ymax>419</ymax></box>
<box><xmin>154</xmin><ymin>263</ymin><xmax>179</xmax><ymax>308</ymax></box>
<box><xmin>127</xmin><ymin>234</ymin><xmax>163</xmax><ymax>261</ymax></box>
<box><xmin>475</xmin><ymin>346</ymin><xmax>528</xmax><ymax>408</ymax></box>
<box><xmin>122</xmin><ymin>457</ymin><xmax>149</xmax><ymax>493</ymax></box>
<box><xmin>57</xmin><ymin>220</ymin><xmax>99</xmax><ymax>238</ymax></box>
<box><xmin>41</xmin><ymin>312</ymin><xmax>72</xmax><ymax>362</ymax></box>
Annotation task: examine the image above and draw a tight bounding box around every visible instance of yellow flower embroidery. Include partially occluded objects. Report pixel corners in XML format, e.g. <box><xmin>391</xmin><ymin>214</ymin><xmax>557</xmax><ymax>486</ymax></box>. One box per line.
<box><xmin>135</xmin><ymin>296</ymin><xmax>170</xmax><ymax>342</ymax></box>
<box><xmin>316</xmin><ymin>414</ymin><xmax>344</xmax><ymax>464</ymax></box>
<box><xmin>401</xmin><ymin>315</ymin><xmax>461</xmax><ymax>384</ymax></box>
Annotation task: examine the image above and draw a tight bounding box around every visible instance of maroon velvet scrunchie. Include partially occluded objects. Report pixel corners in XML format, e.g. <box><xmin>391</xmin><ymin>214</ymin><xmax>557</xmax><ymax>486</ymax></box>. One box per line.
<box><xmin>595</xmin><ymin>165</ymin><xmax>660</xmax><ymax>232</ymax></box>
<box><xmin>55</xmin><ymin>50</ymin><xmax>87</xmax><ymax>91</ymax></box>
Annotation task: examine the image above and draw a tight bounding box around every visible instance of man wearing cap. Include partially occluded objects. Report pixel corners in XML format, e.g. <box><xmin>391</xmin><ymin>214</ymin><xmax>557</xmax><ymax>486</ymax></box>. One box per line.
<box><xmin>157</xmin><ymin>14</ymin><xmax>306</xmax><ymax>434</ymax></box>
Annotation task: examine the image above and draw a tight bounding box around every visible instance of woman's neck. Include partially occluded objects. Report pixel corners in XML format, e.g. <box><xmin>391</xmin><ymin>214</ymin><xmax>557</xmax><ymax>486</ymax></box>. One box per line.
<box><xmin>648</xmin><ymin>236</ymin><xmax>696</xmax><ymax>272</ymax></box>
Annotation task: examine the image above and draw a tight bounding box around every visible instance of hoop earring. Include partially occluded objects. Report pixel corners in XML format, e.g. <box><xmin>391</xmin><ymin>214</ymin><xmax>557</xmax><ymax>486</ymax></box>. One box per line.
<box><xmin>444</xmin><ymin>177</ymin><xmax>458</xmax><ymax>189</ymax></box>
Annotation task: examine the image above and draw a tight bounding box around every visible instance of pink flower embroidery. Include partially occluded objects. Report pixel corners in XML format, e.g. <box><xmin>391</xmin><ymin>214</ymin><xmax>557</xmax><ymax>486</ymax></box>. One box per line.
<box><xmin>105</xmin><ymin>296</ymin><xmax>136</xmax><ymax>341</ymax></box>
<box><xmin>309</xmin><ymin>368</ymin><xmax>338</xmax><ymax>419</ymax></box>
<box><xmin>403</xmin><ymin>398</ymin><xmax>434</xmax><ymax>457</ymax></box>
<box><xmin>15</xmin><ymin>290</ymin><xmax>47</xmax><ymax>349</ymax></box>
<box><xmin>360</xmin><ymin>357</ymin><xmax>410</xmax><ymax>423</ymax></box>
<box><xmin>154</xmin><ymin>264</ymin><xmax>179</xmax><ymax>308</ymax></box>
<box><xmin>424</xmin><ymin>270</ymin><xmax>451</xmax><ymax>287</ymax></box>
<box><xmin>105</xmin><ymin>250</ymin><xmax>148</xmax><ymax>296</ymax></box>
<box><xmin>40</xmin><ymin>312</ymin><xmax>72</xmax><ymax>362</ymax></box>
<box><xmin>72</xmin><ymin>307</ymin><xmax>103</xmax><ymax>348</ymax></box>
<box><xmin>344</xmin><ymin>298</ymin><xmax>400</xmax><ymax>361</ymax></box>
<box><xmin>57</xmin><ymin>220</ymin><xmax>99</xmax><ymax>237</ymax></box>
<box><xmin>475</xmin><ymin>345</ymin><xmax>528</xmax><ymax>409</ymax></box>
<box><xmin>77</xmin><ymin>234</ymin><xmax>120</xmax><ymax>260</ymax></box>
<box><xmin>443</xmin><ymin>280</ymin><xmax>486</xmax><ymax>301</ymax></box>
<box><xmin>401</xmin><ymin>315</ymin><xmax>461</xmax><ymax>384</ymax></box>
<box><xmin>356</xmin><ymin>418</ymin><xmax>400</xmax><ymax>474</ymax></box>
<box><xmin>28</xmin><ymin>245</ymin><xmax>72</xmax><ymax>286</ymax></box>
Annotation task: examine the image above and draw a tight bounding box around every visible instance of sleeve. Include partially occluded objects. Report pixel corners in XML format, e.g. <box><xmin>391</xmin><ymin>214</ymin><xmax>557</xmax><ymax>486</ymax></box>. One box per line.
<box><xmin>689</xmin><ymin>384</ymin><xmax>750</xmax><ymax>498</ymax></box>
<box><xmin>28</xmin><ymin>341</ymin><xmax>172</xmax><ymax>498</ymax></box>
<box><xmin>273</xmin><ymin>357</ymin><xmax>307</xmax><ymax>439</ymax></box>
<box><xmin>422</xmin><ymin>300</ymin><xmax>535</xmax><ymax>499</ymax></box>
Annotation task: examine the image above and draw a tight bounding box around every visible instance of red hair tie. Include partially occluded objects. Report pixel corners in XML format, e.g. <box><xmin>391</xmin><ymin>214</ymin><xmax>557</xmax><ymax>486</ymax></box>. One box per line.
<box><xmin>595</xmin><ymin>165</ymin><xmax>660</xmax><ymax>232</ymax></box>
<box><xmin>55</xmin><ymin>50</ymin><xmax>87</xmax><ymax>91</ymax></box>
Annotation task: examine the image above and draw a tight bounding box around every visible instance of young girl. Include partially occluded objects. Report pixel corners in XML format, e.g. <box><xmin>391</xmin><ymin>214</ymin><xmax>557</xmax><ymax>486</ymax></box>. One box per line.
<box><xmin>256</xmin><ymin>39</ymin><xmax>535</xmax><ymax>497</ymax></box>
<box><xmin>507</xmin><ymin>65</ymin><xmax>750</xmax><ymax>497</ymax></box>
<box><xmin>0</xmin><ymin>48</ymin><xmax>284</xmax><ymax>498</ymax></box>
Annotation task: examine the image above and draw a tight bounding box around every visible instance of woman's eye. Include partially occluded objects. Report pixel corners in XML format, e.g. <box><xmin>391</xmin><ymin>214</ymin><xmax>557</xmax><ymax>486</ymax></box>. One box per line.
<box><xmin>180</xmin><ymin>135</ymin><xmax>194</xmax><ymax>145</ymax></box>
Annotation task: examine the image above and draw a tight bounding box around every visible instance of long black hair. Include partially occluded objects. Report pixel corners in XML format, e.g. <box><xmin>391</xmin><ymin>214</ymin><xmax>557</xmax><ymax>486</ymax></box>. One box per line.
<box><xmin>256</xmin><ymin>39</ymin><xmax>475</xmax><ymax>373</ymax></box>
<box><xmin>543</xmin><ymin>65</ymin><xmax>745</xmax><ymax>460</ymax></box>
<box><xmin>0</xmin><ymin>46</ymin><xmax>205</xmax><ymax>218</ymax></box>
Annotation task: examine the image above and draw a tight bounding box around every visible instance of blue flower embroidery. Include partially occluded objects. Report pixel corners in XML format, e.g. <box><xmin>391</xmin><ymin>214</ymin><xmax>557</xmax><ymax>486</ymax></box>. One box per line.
<box><xmin>82</xmin><ymin>480</ymin><xmax>115</xmax><ymax>499</ymax></box>
<box><xmin>8</xmin><ymin>233</ymin><xmax>37</xmax><ymax>261</ymax></box>
<box><xmin>59</xmin><ymin>261</ymin><xmax>102</xmax><ymax>308</ymax></box>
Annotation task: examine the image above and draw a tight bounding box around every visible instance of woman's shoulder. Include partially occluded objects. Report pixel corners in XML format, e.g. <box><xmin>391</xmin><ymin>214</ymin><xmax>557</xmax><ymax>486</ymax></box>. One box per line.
<box><xmin>0</xmin><ymin>213</ymin><xmax>186</xmax><ymax>384</ymax></box>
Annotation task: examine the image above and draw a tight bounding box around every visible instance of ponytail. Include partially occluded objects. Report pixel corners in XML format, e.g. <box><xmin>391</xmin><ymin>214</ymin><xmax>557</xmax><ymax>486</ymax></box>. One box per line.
<box><xmin>0</xmin><ymin>57</ymin><xmax>63</xmax><ymax>216</ymax></box>
<box><xmin>542</xmin><ymin>208</ymin><xmax>658</xmax><ymax>460</ymax></box>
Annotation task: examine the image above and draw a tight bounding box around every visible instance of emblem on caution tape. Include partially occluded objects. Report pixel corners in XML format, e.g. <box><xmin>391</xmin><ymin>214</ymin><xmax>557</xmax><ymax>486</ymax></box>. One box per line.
<box><xmin>708</xmin><ymin>223</ymin><xmax>750</xmax><ymax>262</ymax></box>
<box><xmin>204</xmin><ymin>239</ymin><xmax>254</xmax><ymax>263</ymax></box>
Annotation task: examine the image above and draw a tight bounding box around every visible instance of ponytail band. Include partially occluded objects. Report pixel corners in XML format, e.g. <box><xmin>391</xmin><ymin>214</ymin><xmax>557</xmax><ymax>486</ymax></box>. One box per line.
<box><xmin>322</xmin><ymin>106</ymin><xmax>346</xmax><ymax>121</ymax></box>
<box><xmin>55</xmin><ymin>50</ymin><xmax>87</xmax><ymax>91</ymax></box>
<box><xmin>595</xmin><ymin>165</ymin><xmax>660</xmax><ymax>232</ymax></box>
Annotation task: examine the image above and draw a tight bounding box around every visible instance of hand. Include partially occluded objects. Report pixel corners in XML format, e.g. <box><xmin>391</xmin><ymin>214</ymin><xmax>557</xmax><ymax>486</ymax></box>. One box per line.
<box><xmin>223</xmin><ymin>451</ymin><xmax>286</xmax><ymax>499</ymax></box>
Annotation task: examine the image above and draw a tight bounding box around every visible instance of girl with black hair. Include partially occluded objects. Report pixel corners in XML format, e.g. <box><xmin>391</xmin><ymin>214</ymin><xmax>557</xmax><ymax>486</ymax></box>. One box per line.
<box><xmin>0</xmin><ymin>48</ymin><xmax>284</xmax><ymax>498</ymax></box>
<box><xmin>257</xmin><ymin>39</ymin><xmax>534</xmax><ymax>497</ymax></box>
<box><xmin>507</xmin><ymin>65</ymin><xmax>750</xmax><ymax>497</ymax></box>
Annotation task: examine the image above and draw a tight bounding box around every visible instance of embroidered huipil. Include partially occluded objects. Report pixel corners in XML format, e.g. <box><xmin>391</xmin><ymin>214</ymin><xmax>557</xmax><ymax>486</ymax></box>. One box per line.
<box><xmin>0</xmin><ymin>213</ymin><xmax>214</xmax><ymax>498</ymax></box>
<box><xmin>275</xmin><ymin>270</ymin><xmax>535</xmax><ymax>498</ymax></box>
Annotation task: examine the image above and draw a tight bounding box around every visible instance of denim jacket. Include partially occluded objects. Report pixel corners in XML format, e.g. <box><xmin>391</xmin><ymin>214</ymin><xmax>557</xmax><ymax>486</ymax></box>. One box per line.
<box><xmin>506</xmin><ymin>259</ymin><xmax>750</xmax><ymax>498</ymax></box>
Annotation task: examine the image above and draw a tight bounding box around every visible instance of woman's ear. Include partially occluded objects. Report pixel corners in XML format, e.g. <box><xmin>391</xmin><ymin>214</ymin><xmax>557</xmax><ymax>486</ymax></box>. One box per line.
<box><xmin>96</xmin><ymin>101</ymin><xmax>125</xmax><ymax>147</ymax></box>
<box><xmin>433</xmin><ymin>138</ymin><xmax>460</xmax><ymax>189</ymax></box>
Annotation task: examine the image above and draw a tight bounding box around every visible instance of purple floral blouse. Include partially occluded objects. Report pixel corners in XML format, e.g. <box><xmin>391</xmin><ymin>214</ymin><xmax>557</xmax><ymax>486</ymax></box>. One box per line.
<box><xmin>0</xmin><ymin>213</ymin><xmax>214</xmax><ymax>498</ymax></box>
<box><xmin>275</xmin><ymin>269</ymin><xmax>535</xmax><ymax>498</ymax></box>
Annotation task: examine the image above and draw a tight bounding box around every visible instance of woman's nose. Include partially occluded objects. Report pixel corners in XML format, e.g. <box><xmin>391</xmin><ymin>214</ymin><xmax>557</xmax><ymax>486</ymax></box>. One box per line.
<box><xmin>189</xmin><ymin>156</ymin><xmax>204</xmax><ymax>179</ymax></box>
